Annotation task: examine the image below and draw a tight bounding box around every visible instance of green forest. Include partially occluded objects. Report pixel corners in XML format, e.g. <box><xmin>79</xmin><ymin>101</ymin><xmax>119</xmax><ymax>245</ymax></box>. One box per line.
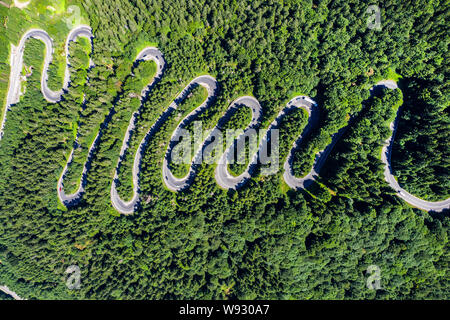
<box><xmin>0</xmin><ymin>0</ymin><xmax>448</xmax><ymax>300</ymax></box>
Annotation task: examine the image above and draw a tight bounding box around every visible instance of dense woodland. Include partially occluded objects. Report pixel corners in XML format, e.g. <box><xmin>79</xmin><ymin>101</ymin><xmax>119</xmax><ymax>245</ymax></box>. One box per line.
<box><xmin>0</xmin><ymin>0</ymin><xmax>448</xmax><ymax>299</ymax></box>
<box><xmin>391</xmin><ymin>79</ymin><xmax>449</xmax><ymax>201</ymax></box>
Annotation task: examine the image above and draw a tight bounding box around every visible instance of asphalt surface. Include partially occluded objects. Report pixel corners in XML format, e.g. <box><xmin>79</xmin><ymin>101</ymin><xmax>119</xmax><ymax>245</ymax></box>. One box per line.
<box><xmin>0</xmin><ymin>26</ymin><xmax>95</xmax><ymax>204</ymax></box>
<box><xmin>282</xmin><ymin>80</ymin><xmax>449</xmax><ymax>212</ymax></box>
<box><xmin>111</xmin><ymin>74</ymin><xmax>217</xmax><ymax>214</ymax></box>
<box><xmin>162</xmin><ymin>75</ymin><xmax>218</xmax><ymax>192</ymax></box>
<box><xmin>378</xmin><ymin>81</ymin><xmax>450</xmax><ymax>212</ymax></box>
<box><xmin>282</xmin><ymin>96</ymin><xmax>320</xmax><ymax>189</ymax></box>
<box><xmin>1</xmin><ymin>29</ymin><xmax>52</xmax><ymax>141</ymax></box>
<box><xmin>53</xmin><ymin>26</ymin><xmax>96</xmax><ymax>205</ymax></box>
<box><xmin>2</xmin><ymin>27</ymin><xmax>448</xmax><ymax>213</ymax></box>
<box><xmin>213</xmin><ymin>80</ymin><xmax>449</xmax><ymax>212</ymax></box>
<box><xmin>110</xmin><ymin>48</ymin><xmax>166</xmax><ymax>214</ymax></box>
<box><xmin>213</xmin><ymin>96</ymin><xmax>262</xmax><ymax>189</ymax></box>
<box><xmin>215</xmin><ymin>95</ymin><xmax>316</xmax><ymax>190</ymax></box>
<box><xmin>1</xmin><ymin>26</ymin><xmax>93</xmax><ymax>141</ymax></box>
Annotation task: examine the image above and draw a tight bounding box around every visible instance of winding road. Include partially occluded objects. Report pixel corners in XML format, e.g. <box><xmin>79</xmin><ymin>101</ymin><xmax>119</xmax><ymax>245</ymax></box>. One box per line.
<box><xmin>379</xmin><ymin>81</ymin><xmax>450</xmax><ymax>212</ymax></box>
<box><xmin>53</xmin><ymin>26</ymin><xmax>96</xmax><ymax>206</ymax></box>
<box><xmin>214</xmin><ymin>96</ymin><xmax>262</xmax><ymax>189</ymax></box>
<box><xmin>161</xmin><ymin>75</ymin><xmax>218</xmax><ymax>192</ymax></box>
<box><xmin>110</xmin><ymin>47</ymin><xmax>166</xmax><ymax>214</ymax></box>
<box><xmin>1</xmin><ymin>25</ymin><xmax>93</xmax><ymax>140</ymax></box>
<box><xmin>2</xmin><ymin>27</ymin><xmax>449</xmax><ymax>214</ymax></box>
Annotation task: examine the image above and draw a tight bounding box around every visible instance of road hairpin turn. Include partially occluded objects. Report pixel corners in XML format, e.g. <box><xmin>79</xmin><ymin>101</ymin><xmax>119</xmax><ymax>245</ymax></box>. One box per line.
<box><xmin>2</xmin><ymin>27</ymin><xmax>449</xmax><ymax>214</ymax></box>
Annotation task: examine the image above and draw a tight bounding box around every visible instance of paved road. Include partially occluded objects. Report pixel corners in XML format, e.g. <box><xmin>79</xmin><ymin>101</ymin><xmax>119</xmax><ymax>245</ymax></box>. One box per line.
<box><xmin>213</xmin><ymin>80</ymin><xmax>449</xmax><ymax>212</ymax></box>
<box><xmin>282</xmin><ymin>80</ymin><xmax>449</xmax><ymax>212</ymax></box>
<box><xmin>162</xmin><ymin>76</ymin><xmax>218</xmax><ymax>192</ymax></box>
<box><xmin>1</xmin><ymin>29</ymin><xmax>54</xmax><ymax>141</ymax></box>
<box><xmin>1</xmin><ymin>25</ymin><xmax>93</xmax><ymax>141</ymax></box>
<box><xmin>111</xmin><ymin>74</ymin><xmax>217</xmax><ymax>214</ymax></box>
<box><xmin>52</xmin><ymin>26</ymin><xmax>97</xmax><ymax>206</ymax></box>
<box><xmin>213</xmin><ymin>94</ymin><xmax>335</xmax><ymax>191</ymax></box>
<box><xmin>282</xmin><ymin>96</ymin><xmax>320</xmax><ymax>189</ymax></box>
<box><xmin>214</xmin><ymin>95</ymin><xmax>316</xmax><ymax>190</ymax></box>
<box><xmin>110</xmin><ymin>48</ymin><xmax>166</xmax><ymax>214</ymax></box>
<box><xmin>0</xmin><ymin>25</ymin><xmax>93</xmax><ymax>302</ymax></box>
<box><xmin>0</xmin><ymin>26</ymin><xmax>95</xmax><ymax>205</ymax></box>
<box><xmin>213</xmin><ymin>96</ymin><xmax>261</xmax><ymax>189</ymax></box>
<box><xmin>2</xmin><ymin>28</ymin><xmax>448</xmax><ymax>213</ymax></box>
<box><xmin>378</xmin><ymin>81</ymin><xmax>450</xmax><ymax>212</ymax></box>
